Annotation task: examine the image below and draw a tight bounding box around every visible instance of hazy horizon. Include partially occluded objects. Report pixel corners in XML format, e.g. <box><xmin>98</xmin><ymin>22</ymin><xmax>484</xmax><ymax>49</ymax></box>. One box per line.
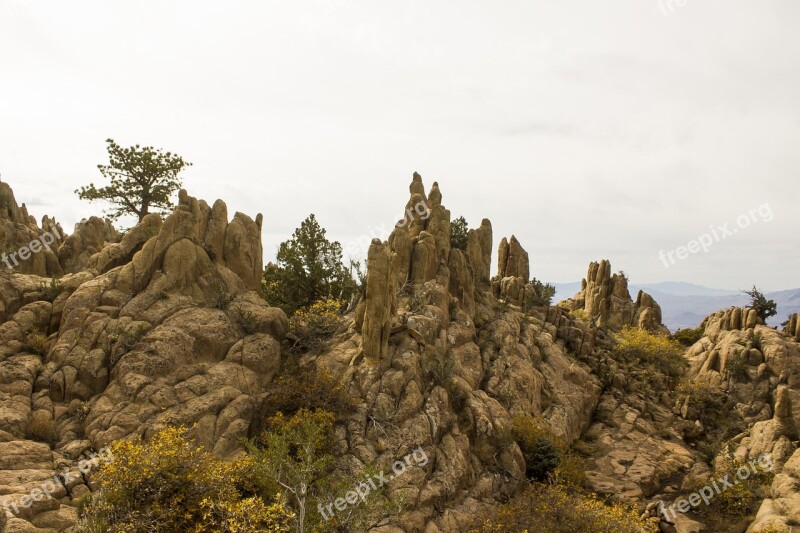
<box><xmin>2</xmin><ymin>1</ymin><xmax>798</xmax><ymax>289</ymax></box>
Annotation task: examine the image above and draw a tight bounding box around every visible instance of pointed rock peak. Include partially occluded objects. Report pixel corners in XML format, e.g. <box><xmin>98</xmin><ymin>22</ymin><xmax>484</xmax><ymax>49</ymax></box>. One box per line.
<box><xmin>428</xmin><ymin>181</ymin><xmax>442</xmax><ymax>208</ymax></box>
<box><xmin>410</xmin><ymin>172</ymin><xmax>425</xmax><ymax>196</ymax></box>
<box><xmin>496</xmin><ymin>235</ymin><xmax>529</xmax><ymax>282</ymax></box>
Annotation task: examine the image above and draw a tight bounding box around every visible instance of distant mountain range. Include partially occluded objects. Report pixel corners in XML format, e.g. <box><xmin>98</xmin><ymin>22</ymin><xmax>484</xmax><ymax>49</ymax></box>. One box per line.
<box><xmin>551</xmin><ymin>281</ymin><xmax>800</xmax><ymax>332</ymax></box>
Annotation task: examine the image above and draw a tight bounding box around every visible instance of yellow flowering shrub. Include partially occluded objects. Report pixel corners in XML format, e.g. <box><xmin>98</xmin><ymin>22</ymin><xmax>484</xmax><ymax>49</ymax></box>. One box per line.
<box><xmin>289</xmin><ymin>297</ymin><xmax>342</xmax><ymax>353</ymax></box>
<box><xmin>685</xmin><ymin>451</ymin><xmax>773</xmax><ymax>520</ymax></box>
<box><xmin>479</xmin><ymin>483</ymin><xmax>656</xmax><ymax>533</ymax></box>
<box><xmin>510</xmin><ymin>416</ymin><xmax>563</xmax><ymax>482</ymax></box>
<box><xmin>614</xmin><ymin>326</ymin><xmax>686</xmax><ymax>377</ymax></box>
<box><xmin>74</xmin><ymin>426</ymin><xmax>292</xmax><ymax>532</ymax></box>
<box><xmin>292</xmin><ymin>297</ymin><xmax>341</xmax><ymax>325</ymax></box>
<box><xmin>509</xmin><ymin>416</ymin><xmax>587</xmax><ymax>488</ymax></box>
<box><xmin>570</xmin><ymin>308</ymin><xmax>591</xmax><ymax>322</ymax></box>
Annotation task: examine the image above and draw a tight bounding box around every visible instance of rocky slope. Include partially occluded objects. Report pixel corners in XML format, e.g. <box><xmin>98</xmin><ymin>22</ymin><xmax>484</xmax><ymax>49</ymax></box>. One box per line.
<box><xmin>1</xmin><ymin>174</ymin><xmax>799</xmax><ymax>532</ymax></box>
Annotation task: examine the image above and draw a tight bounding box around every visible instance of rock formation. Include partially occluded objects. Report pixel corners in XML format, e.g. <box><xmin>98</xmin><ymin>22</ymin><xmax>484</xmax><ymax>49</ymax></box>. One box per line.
<box><xmin>493</xmin><ymin>235</ymin><xmax>530</xmax><ymax>307</ymax></box>
<box><xmin>1</xmin><ymin>175</ymin><xmax>800</xmax><ymax>532</ymax></box>
<box><xmin>0</xmin><ymin>184</ymin><xmax>286</xmax><ymax>529</ymax></box>
<box><xmin>563</xmin><ymin>259</ymin><xmax>668</xmax><ymax>333</ymax></box>
<box><xmin>57</xmin><ymin>217</ymin><xmax>118</xmax><ymax>273</ymax></box>
<box><xmin>784</xmin><ymin>312</ymin><xmax>800</xmax><ymax>341</ymax></box>
<box><xmin>0</xmin><ymin>180</ymin><xmax>64</xmax><ymax>278</ymax></box>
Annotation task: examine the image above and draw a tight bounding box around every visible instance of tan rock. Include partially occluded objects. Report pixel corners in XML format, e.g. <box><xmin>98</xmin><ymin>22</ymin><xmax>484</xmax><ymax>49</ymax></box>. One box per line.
<box><xmin>362</xmin><ymin>239</ymin><xmax>394</xmax><ymax>361</ymax></box>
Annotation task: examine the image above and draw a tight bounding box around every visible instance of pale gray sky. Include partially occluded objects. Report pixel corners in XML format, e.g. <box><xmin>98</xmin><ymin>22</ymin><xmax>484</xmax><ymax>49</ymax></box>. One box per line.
<box><xmin>1</xmin><ymin>1</ymin><xmax>798</xmax><ymax>289</ymax></box>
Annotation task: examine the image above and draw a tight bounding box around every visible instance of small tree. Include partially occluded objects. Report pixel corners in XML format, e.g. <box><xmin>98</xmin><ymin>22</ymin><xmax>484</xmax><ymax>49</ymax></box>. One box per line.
<box><xmin>246</xmin><ymin>409</ymin><xmax>397</xmax><ymax>533</ymax></box>
<box><xmin>245</xmin><ymin>409</ymin><xmax>334</xmax><ymax>533</ymax></box>
<box><xmin>743</xmin><ymin>285</ymin><xmax>777</xmax><ymax>322</ymax></box>
<box><xmin>76</xmin><ymin>139</ymin><xmax>191</xmax><ymax>222</ymax></box>
<box><xmin>262</xmin><ymin>214</ymin><xmax>358</xmax><ymax>315</ymax></box>
<box><xmin>450</xmin><ymin>216</ymin><xmax>469</xmax><ymax>250</ymax></box>
<box><xmin>523</xmin><ymin>278</ymin><xmax>557</xmax><ymax>309</ymax></box>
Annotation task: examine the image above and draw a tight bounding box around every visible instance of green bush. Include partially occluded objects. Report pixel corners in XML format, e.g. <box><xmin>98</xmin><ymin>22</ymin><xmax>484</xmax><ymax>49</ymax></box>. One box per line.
<box><xmin>672</xmin><ymin>326</ymin><xmax>704</xmax><ymax>347</ymax></box>
<box><xmin>25</xmin><ymin>331</ymin><xmax>48</xmax><ymax>355</ymax></box>
<box><xmin>288</xmin><ymin>298</ymin><xmax>341</xmax><ymax>353</ymax></box>
<box><xmin>246</xmin><ymin>409</ymin><xmax>395</xmax><ymax>533</ymax></box>
<box><xmin>675</xmin><ymin>380</ymin><xmax>731</xmax><ymax>430</ymax></box>
<box><xmin>523</xmin><ymin>278</ymin><xmax>556</xmax><ymax>309</ymax></box>
<box><xmin>262</xmin><ymin>214</ymin><xmax>358</xmax><ymax>315</ymax></box>
<box><xmin>511</xmin><ymin>416</ymin><xmax>563</xmax><ymax>482</ymax></box>
<box><xmin>684</xmin><ymin>450</ymin><xmax>773</xmax><ymax>521</ymax></box>
<box><xmin>450</xmin><ymin>216</ymin><xmax>469</xmax><ymax>250</ymax></box>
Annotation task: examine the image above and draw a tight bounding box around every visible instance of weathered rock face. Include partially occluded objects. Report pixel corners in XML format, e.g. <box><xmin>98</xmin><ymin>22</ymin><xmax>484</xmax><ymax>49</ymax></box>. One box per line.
<box><xmin>0</xmin><ymin>185</ymin><xmax>286</xmax><ymax>530</ymax></box>
<box><xmin>57</xmin><ymin>217</ymin><xmax>118</xmax><ymax>274</ymax></box>
<box><xmin>676</xmin><ymin>308</ymin><xmax>800</xmax><ymax>532</ymax></box>
<box><xmin>496</xmin><ymin>235</ymin><xmax>529</xmax><ymax>282</ymax></box>
<box><xmin>3</xmin><ymin>175</ymin><xmax>798</xmax><ymax>532</ymax></box>
<box><xmin>563</xmin><ymin>259</ymin><xmax>668</xmax><ymax>333</ymax></box>
<box><xmin>361</xmin><ymin>239</ymin><xmax>395</xmax><ymax>361</ymax></box>
<box><xmin>467</xmin><ymin>219</ymin><xmax>492</xmax><ymax>286</ymax></box>
<box><xmin>784</xmin><ymin>313</ymin><xmax>800</xmax><ymax>342</ymax></box>
<box><xmin>493</xmin><ymin>235</ymin><xmax>530</xmax><ymax>307</ymax></box>
<box><xmin>0</xmin><ymin>181</ymin><xmax>64</xmax><ymax>278</ymax></box>
<box><xmin>315</xmin><ymin>174</ymin><xmax>612</xmax><ymax>531</ymax></box>
<box><xmin>703</xmin><ymin>306</ymin><xmax>762</xmax><ymax>336</ymax></box>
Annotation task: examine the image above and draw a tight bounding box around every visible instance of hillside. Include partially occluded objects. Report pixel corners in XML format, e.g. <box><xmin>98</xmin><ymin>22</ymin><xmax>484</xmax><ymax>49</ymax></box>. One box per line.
<box><xmin>1</xmin><ymin>175</ymin><xmax>799</xmax><ymax>532</ymax></box>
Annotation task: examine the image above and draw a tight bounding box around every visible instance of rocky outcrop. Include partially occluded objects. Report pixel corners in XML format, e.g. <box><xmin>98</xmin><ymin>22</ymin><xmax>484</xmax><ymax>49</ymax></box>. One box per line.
<box><xmin>0</xmin><ymin>186</ymin><xmax>286</xmax><ymax>530</ymax></box>
<box><xmin>784</xmin><ymin>313</ymin><xmax>800</xmax><ymax>341</ymax></box>
<box><xmin>749</xmin><ymin>447</ymin><xmax>800</xmax><ymax>532</ymax></box>
<box><xmin>563</xmin><ymin>259</ymin><xmax>668</xmax><ymax>333</ymax></box>
<box><xmin>57</xmin><ymin>217</ymin><xmax>118</xmax><ymax>273</ymax></box>
<box><xmin>679</xmin><ymin>308</ymin><xmax>800</xmax><ymax>531</ymax></box>
<box><xmin>3</xmin><ymin>173</ymin><xmax>797</xmax><ymax>532</ymax></box>
<box><xmin>0</xmin><ymin>181</ymin><xmax>64</xmax><ymax>278</ymax></box>
<box><xmin>316</xmin><ymin>174</ymin><xmax>613</xmax><ymax>531</ymax></box>
<box><xmin>493</xmin><ymin>235</ymin><xmax>530</xmax><ymax>306</ymax></box>
<box><xmin>703</xmin><ymin>306</ymin><xmax>762</xmax><ymax>337</ymax></box>
<box><xmin>496</xmin><ymin>235</ymin><xmax>529</xmax><ymax>282</ymax></box>
<box><xmin>361</xmin><ymin>239</ymin><xmax>395</xmax><ymax>361</ymax></box>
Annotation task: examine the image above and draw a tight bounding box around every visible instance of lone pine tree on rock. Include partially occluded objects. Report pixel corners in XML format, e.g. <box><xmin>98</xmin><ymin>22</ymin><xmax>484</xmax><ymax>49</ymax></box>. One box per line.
<box><xmin>76</xmin><ymin>138</ymin><xmax>192</xmax><ymax>222</ymax></box>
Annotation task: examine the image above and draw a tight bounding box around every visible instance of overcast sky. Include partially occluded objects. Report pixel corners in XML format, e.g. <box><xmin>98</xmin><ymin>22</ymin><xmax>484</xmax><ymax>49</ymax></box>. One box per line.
<box><xmin>1</xmin><ymin>0</ymin><xmax>798</xmax><ymax>290</ymax></box>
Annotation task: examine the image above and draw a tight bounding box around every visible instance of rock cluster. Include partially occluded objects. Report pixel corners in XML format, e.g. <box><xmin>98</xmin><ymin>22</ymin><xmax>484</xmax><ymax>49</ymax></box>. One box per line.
<box><xmin>0</xmin><ymin>181</ymin><xmax>64</xmax><ymax>277</ymax></box>
<box><xmin>703</xmin><ymin>306</ymin><xmax>762</xmax><ymax>336</ymax></box>
<box><xmin>357</xmin><ymin>173</ymin><xmax>493</xmax><ymax>359</ymax></box>
<box><xmin>677</xmin><ymin>308</ymin><xmax>800</xmax><ymax>531</ymax></box>
<box><xmin>329</xmin><ymin>174</ymin><xmax>611</xmax><ymax>530</ymax></box>
<box><xmin>3</xmin><ymin>174</ymin><xmax>800</xmax><ymax>532</ymax></box>
<box><xmin>493</xmin><ymin>235</ymin><xmax>530</xmax><ymax>306</ymax></box>
<box><xmin>0</xmin><ymin>184</ymin><xmax>286</xmax><ymax>529</ymax></box>
<box><xmin>564</xmin><ymin>259</ymin><xmax>668</xmax><ymax>333</ymax></box>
